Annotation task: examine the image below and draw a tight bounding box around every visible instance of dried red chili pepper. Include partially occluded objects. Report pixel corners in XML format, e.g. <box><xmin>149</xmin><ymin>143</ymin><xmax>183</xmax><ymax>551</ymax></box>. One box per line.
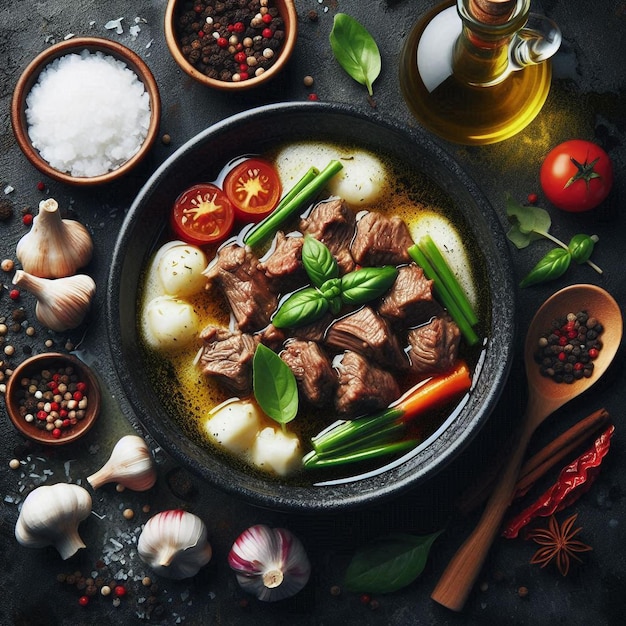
<box><xmin>502</xmin><ymin>424</ymin><xmax>614</xmax><ymax>539</ymax></box>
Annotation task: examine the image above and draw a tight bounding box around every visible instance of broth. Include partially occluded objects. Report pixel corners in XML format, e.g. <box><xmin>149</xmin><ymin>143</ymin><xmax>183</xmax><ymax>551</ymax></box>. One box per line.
<box><xmin>138</xmin><ymin>141</ymin><xmax>491</xmax><ymax>484</ymax></box>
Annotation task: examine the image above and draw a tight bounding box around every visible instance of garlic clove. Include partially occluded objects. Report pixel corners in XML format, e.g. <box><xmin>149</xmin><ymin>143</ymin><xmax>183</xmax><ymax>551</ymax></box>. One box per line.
<box><xmin>16</xmin><ymin>198</ymin><xmax>94</xmax><ymax>278</ymax></box>
<box><xmin>12</xmin><ymin>270</ymin><xmax>96</xmax><ymax>332</ymax></box>
<box><xmin>137</xmin><ymin>510</ymin><xmax>212</xmax><ymax>579</ymax></box>
<box><xmin>15</xmin><ymin>483</ymin><xmax>92</xmax><ymax>560</ymax></box>
<box><xmin>228</xmin><ymin>525</ymin><xmax>311</xmax><ymax>602</ymax></box>
<box><xmin>87</xmin><ymin>434</ymin><xmax>157</xmax><ymax>491</ymax></box>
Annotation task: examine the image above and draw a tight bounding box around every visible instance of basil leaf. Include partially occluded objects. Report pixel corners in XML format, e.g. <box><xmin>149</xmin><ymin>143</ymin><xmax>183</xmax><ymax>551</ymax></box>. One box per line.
<box><xmin>505</xmin><ymin>194</ymin><xmax>552</xmax><ymax>249</ymax></box>
<box><xmin>344</xmin><ymin>531</ymin><xmax>443</xmax><ymax>594</ymax></box>
<box><xmin>302</xmin><ymin>235</ymin><xmax>338</xmax><ymax>288</ymax></box>
<box><xmin>272</xmin><ymin>287</ymin><xmax>329</xmax><ymax>328</ymax></box>
<box><xmin>330</xmin><ymin>13</ymin><xmax>381</xmax><ymax>96</ymax></box>
<box><xmin>520</xmin><ymin>248</ymin><xmax>572</xmax><ymax>288</ymax></box>
<box><xmin>568</xmin><ymin>233</ymin><xmax>597</xmax><ymax>264</ymax></box>
<box><xmin>252</xmin><ymin>344</ymin><xmax>298</xmax><ymax>425</ymax></box>
<box><xmin>340</xmin><ymin>266</ymin><xmax>398</xmax><ymax>305</ymax></box>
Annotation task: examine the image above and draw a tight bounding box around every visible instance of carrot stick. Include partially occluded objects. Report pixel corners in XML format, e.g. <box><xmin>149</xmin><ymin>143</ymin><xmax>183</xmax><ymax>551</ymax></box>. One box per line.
<box><xmin>393</xmin><ymin>360</ymin><xmax>472</xmax><ymax>423</ymax></box>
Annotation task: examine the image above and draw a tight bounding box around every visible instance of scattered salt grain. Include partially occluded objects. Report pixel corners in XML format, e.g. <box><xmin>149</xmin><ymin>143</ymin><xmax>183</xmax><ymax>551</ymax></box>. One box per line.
<box><xmin>105</xmin><ymin>17</ymin><xmax>124</xmax><ymax>34</ymax></box>
<box><xmin>25</xmin><ymin>50</ymin><xmax>151</xmax><ymax>177</ymax></box>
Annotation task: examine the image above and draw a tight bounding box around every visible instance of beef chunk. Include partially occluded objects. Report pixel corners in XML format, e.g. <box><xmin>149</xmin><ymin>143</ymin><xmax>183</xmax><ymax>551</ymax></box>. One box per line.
<box><xmin>334</xmin><ymin>350</ymin><xmax>400</xmax><ymax>417</ymax></box>
<box><xmin>300</xmin><ymin>198</ymin><xmax>356</xmax><ymax>274</ymax></box>
<box><xmin>197</xmin><ymin>326</ymin><xmax>259</xmax><ymax>395</ymax></box>
<box><xmin>325</xmin><ymin>307</ymin><xmax>409</xmax><ymax>370</ymax></box>
<box><xmin>351</xmin><ymin>211</ymin><xmax>414</xmax><ymax>266</ymax></box>
<box><xmin>280</xmin><ymin>339</ymin><xmax>336</xmax><ymax>406</ymax></box>
<box><xmin>378</xmin><ymin>263</ymin><xmax>442</xmax><ymax>326</ymax></box>
<box><xmin>407</xmin><ymin>315</ymin><xmax>461</xmax><ymax>377</ymax></box>
<box><xmin>203</xmin><ymin>243</ymin><xmax>278</xmax><ymax>332</ymax></box>
<box><xmin>258</xmin><ymin>232</ymin><xmax>307</xmax><ymax>292</ymax></box>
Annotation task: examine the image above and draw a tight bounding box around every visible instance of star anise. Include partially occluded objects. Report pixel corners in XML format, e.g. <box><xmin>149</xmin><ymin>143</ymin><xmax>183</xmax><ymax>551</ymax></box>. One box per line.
<box><xmin>527</xmin><ymin>513</ymin><xmax>592</xmax><ymax>576</ymax></box>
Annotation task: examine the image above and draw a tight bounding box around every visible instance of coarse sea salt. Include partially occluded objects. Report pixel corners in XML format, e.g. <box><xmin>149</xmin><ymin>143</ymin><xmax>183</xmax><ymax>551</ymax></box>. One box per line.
<box><xmin>25</xmin><ymin>50</ymin><xmax>151</xmax><ymax>177</ymax></box>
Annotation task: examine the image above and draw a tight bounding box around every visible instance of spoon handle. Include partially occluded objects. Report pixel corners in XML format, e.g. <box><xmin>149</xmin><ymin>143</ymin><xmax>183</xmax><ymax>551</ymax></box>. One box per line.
<box><xmin>430</xmin><ymin>419</ymin><xmax>535</xmax><ymax>611</ymax></box>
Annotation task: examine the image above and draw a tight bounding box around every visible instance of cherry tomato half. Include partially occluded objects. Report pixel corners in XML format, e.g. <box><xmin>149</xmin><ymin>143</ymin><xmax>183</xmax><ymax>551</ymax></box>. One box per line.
<box><xmin>540</xmin><ymin>140</ymin><xmax>613</xmax><ymax>212</ymax></box>
<box><xmin>223</xmin><ymin>158</ymin><xmax>282</xmax><ymax>223</ymax></box>
<box><xmin>171</xmin><ymin>183</ymin><xmax>235</xmax><ymax>246</ymax></box>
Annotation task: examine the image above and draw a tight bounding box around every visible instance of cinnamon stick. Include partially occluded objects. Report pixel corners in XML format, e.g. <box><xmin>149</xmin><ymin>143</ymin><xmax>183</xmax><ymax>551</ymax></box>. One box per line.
<box><xmin>456</xmin><ymin>408</ymin><xmax>611</xmax><ymax>515</ymax></box>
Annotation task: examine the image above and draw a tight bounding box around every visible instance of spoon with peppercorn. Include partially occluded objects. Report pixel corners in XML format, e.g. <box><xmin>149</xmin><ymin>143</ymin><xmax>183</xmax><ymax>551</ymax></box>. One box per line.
<box><xmin>432</xmin><ymin>283</ymin><xmax>622</xmax><ymax>611</ymax></box>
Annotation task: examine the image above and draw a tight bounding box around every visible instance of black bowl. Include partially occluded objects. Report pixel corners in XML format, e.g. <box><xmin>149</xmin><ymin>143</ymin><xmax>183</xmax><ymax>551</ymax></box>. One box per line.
<box><xmin>107</xmin><ymin>102</ymin><xmax>515</xmax><ymax>513</ymax></box>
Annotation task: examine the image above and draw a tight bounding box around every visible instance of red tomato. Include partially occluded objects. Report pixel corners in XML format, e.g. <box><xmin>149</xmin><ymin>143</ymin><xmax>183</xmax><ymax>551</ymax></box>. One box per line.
<box><xmin>223</xmin><ymin>158</ymin><xmax>281</xmax><ymax>223</ymax></box>
<box><xmin>171</xmin><ymin>183</ymin><xmax>235</xmax><ymax>245</ymax></box>
<box><xmin>540</xmin><ymin>140</ymin><xmax>613</xmax><ymax>212</ymax></box>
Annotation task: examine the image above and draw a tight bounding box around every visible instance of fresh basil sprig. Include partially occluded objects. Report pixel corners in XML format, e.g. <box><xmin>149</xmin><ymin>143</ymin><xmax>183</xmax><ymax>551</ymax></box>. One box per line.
<box><xmin>329</xmin><ymin>13</ymin><xmax>381</xmax><ymax>96</ymax></box>
<box><xmin>505</xmin><ymin>194</ymin><xmax>603</xmax><ymax>287</ymax></box>
<box><xmin>272</xmin><ymin>236</ymin><xmax>398</xmax><ymax>328</ymax></box>
<box><xmin>252</xmin><ymin>344</ymin><xmax>298</xmax><ymax>426</ymax></box>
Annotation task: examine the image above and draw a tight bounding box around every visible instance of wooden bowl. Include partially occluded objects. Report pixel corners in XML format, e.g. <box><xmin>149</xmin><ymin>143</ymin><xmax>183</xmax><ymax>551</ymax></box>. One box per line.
<box><xmin>10</xmin><ymin>37</ymin><xmax>161</xmax><ymax>186</ymax></box>
<box><xmin>165</xmin><ymin>0</ymin><xmax>297</xmax><ymax>91</ymax></box>
<box><xmin>5</xmin><ymin>353</ymin><xmax>102</xmax><ymax>446</ymax></box>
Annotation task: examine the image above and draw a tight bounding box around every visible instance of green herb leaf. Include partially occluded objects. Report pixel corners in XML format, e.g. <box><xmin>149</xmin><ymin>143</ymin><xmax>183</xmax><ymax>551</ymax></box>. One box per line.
<box><xmin>272</xmin><ymin>287</ymin><xmax>329</xmax><ymax>329</ymax></box>
<box><xmin>344</xmin><ymin>531</ymin><xmax>443</xmax><ymax>594</ymax></box>
<box><xmin>520</xmin><ymin>248</ymin><xmax>572</xmax><ymax>288</ymax></box>
<box><xmin>505</xmin><ymin>194</ymin><xmax>552</xmax><ymax>249</ymax></box>
<box><xmin>340</xmin><ymin>266</ymin><xmax>398</xmax><ymax>305</ymax></box>
<box><xmin>252</xmin><ymin>344</ymin><xmax>298</xmax><ymax>425</ymax></box>
<box><xmin>568</xmin><ymin>233</ymin><xmax>597</xmax><ymax>265</ymax></box>
<box><xmin>329</xmin><ymin>13</ymin><xmax>381</xmax><ymax>96</ymax></box>
<box><xmin>302</xmin><ymin>235</ymin><xmax>338</xmax><ymax>288</ymax></box>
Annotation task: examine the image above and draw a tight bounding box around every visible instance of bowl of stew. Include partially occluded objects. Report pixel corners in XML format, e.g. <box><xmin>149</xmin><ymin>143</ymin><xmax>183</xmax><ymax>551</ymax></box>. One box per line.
<box><xmin>107</xmin><ymin>102</ymin><xmax>515</xmax><ymax>512</ymax></box>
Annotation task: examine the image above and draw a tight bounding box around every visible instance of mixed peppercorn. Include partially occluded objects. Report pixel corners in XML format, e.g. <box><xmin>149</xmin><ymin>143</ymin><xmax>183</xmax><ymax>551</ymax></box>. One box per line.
<box><xmin>176</xmin><ymin>0</ymin><xmax>286</xmax><ymax>82</ymax></box>
<box><xmin>14</xmin><ymin>365</ymin><xmax>90</xmax><ymax>438</ymax></box>
<box><xmin>534</xmin><ymin>311</ymin><xmax>603</xmax><ymax>383</ymax></box>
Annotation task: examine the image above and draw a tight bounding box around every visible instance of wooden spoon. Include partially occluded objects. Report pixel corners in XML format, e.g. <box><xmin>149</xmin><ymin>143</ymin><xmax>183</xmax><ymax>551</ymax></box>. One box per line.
<box><xmin>431</xmin><ymin>284</ymin><xmax>623</xmax><ymax>611</ymax></box>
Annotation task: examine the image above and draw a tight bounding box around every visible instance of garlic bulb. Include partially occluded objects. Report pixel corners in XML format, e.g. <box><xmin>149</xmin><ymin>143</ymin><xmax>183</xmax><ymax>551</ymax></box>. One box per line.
<box><xmin>16</xmin><ymin>198</ymin><xmax>94</xmax><ymax>278</ymax></box>
<box><xmin>228</xmin><ymin>525</ymin><xmax>311</xmax><ymax>602</ymax></box>
<box><xmin>15</xmin><ymin>483</ymin><xmax>92</xmax><ymax>560</ymax></box>
<box><xmin>12</xmin><ymin>270</ymin><xmax>96</xmax><ymax>332</ymax></box>
<box><xmin>87</xmin><ymin>435</ymin><xmax>157</xmax><ymax>491</ymax></box>
<box><xmin>137</xmin><ymin>510</ymin><xmax>212</xmax><ymax>579</ymax></box>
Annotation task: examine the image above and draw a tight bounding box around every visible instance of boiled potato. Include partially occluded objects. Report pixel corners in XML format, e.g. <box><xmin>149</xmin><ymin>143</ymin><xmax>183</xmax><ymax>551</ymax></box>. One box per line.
<box><xmin>155</xmin><ymin>241</ymin><xmax>207</xmax><ymax>298</ymax></box>
<box><xmin>142</xmin><ymin>295</ymin><xmax>199</xmax><ymax>351</ymax></box>
<box><xmin>274</xmin><ymin>142</ymin><xmax>389</xmax><ymax>207</ymax></box>
<box><xmin>204</xmin><ymin>400</ymin><xmax>262</xmax><ymax>454</ymax></box>
<box><xmin>250</xmin><ymin>427</ymin><xmax>303</xmax><ymax>476</ymax></box>
<box><xmin>409</xmin><ymin>213</ymin><xmax>478</xmax><ymax>308</ymax></box>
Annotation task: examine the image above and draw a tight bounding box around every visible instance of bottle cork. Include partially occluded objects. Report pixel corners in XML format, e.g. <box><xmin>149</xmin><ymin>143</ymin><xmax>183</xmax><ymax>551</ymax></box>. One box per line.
<box><xmin>468</xmin><ymin>0</ymin><xmax>516</xmax><ymax>24</ymax></box>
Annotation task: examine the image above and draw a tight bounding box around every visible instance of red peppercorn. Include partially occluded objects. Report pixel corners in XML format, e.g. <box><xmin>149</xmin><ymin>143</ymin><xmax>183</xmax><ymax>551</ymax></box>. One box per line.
<box><xmin>63</xmin><ymin>418</ymin><xmax>71</xmax><ymax>428</ymax></box>
<box><xmin>359</xmin><ymin>593</ymin><xmax>371</xmax><ymax>605</ymax></box>
<box><xmin>558</xmin><ymin>352</ymin><xmax>567</xmax><ymax>361</ymax></box>
<box><xmin>73</xmin><ymin>391</ymin><xmax>84</xmax><ymax>401</ymax></box>
<box><xmin>52</xmin><ymin>428</ymin><xmax>62</xmax><ymax>438</ymax></box>
<box><xmin>9</xmin><ymin>288</ymin><xmax>20</xmax><ymax>299</ymax></box>
<box><xmin>234</xmin><ymin>51</ymin><xmax>246</xmax><ymax>63</ymax></box>
<box><xmin>22</xmin><ymin>213</ymin><xmax>33</xmax><ymax>226</ymax></box>
<box><xmin>233</xmin><ymin>21</ymin><xmax>245</xmax><ymax>33</ymax></box>
<box><xmin>262</xmin><ymin>14</ymin><xmax>272</xmax><ymax>24</ymax></box>
<box><xmin>262</xmin><ymin>28</ymin><xmax>273</xmax><ymax>38</ymax></box>
<box><xmin>217</xmin><ymin>37</ymin><xmax>229</xmax><ymax>48</ymax></box>
<box><xmin>50</xmin><ymin>401</ymin><xmax>60</xmax><ymax>411</ymax></box>
<box><xmin>198</xmin><ymin>30</ymin><xmax>205</xmax><ymax>38</ymax></box>
<box><xmin>78</xmin><ymin>595</ymin><xmax>89</xmax><ymax>607</ymax></box>
<box><xmin>36</xmin><ymin>181</ymin><xmax>46</xmax><ymax>191</ymax></box>
<box><xmin>239</xmin><ymin>63</ymin><xmax>248</xmax><ymax>72</ymax></box>
<box><xmin>36</xmin><ymin>410</ymin><xmax>48</xmax><ymax>421</ymax></box>
<box><xmin>114</xmin><ymin>585</ymin><xmax>127</xmax><ymax>597</ymax></box>
<box><xmin>527</xmin><ymin>193</ymin><xmax>539</xmax><ymax>205</ymax></box>
<box><xmin>307</xmin><ymin>93</ymin><xmax>319</xmax><ymax>101</ymax></box>
<box><xmin>239</xmin><ymin>72</ymin><xmax>249</xmax><ymax>80</ymax></box>
<box><xmin>227</xmin><ymin>24</ymin><xmax>235</xmax><ymax>32</ymax></box>
<box><xmin>588</xmin><ymin>348</ymin><xmax>599</xmax><ymax>359</ymax></box>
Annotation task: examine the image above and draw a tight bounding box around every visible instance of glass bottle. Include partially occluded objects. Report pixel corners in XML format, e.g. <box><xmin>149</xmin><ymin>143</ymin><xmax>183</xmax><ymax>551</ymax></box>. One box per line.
<box><xmin>399</xmin><ymin>0</ymin><xmax>561</xmax><ymax>145</ymax></box>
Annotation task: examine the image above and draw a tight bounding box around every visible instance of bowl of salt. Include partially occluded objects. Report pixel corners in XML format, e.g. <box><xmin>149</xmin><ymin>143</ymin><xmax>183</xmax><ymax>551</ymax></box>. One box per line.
<box><xmin>11</xmin><ymin>37</ymin><xmax>161</xmax><ymax>186</ymax></box>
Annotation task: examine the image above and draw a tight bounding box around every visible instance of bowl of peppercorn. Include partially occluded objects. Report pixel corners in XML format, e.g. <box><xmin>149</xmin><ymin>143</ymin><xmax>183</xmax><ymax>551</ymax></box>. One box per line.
<box><xmin>5</xmin><ymin>352</ymin><xmax>102</xmax><ymax>446</ymax></box>
<box><xmin>165</xmin><ymin>0</ymin><xmax>298</xmax><ymax>91</ymax></box>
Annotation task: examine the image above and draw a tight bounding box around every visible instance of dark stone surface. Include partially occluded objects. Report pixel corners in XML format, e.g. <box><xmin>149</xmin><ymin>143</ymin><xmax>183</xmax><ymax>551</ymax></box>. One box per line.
<box><xmin>1</xmin><ymin>1</ymin><xmax>625</xmax><ymax>625</ymax></box>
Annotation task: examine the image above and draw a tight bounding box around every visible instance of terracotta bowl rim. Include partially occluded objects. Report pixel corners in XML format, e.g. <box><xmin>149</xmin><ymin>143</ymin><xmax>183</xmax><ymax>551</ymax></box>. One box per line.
<box><xmin>10</xmin><ymin>36</ymin><xmax>161</xmax><ymax>187</ymax></box>
<box><xmin>164</xmin><ymin>0</ymin><xmax>298</xmax><ymax>91</ymax></box>
<box><xmin>5</xmin><ymin>352</ymin><xmax>102</xmax><ymax>446</ymax></box>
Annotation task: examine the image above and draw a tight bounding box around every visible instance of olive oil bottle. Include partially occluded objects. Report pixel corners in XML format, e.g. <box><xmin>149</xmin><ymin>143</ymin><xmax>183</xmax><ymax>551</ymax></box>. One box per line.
<box><xmin>399</xmin><ymin>0</ymin><xmax>561</xmax><ymax>145</ymax></box>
